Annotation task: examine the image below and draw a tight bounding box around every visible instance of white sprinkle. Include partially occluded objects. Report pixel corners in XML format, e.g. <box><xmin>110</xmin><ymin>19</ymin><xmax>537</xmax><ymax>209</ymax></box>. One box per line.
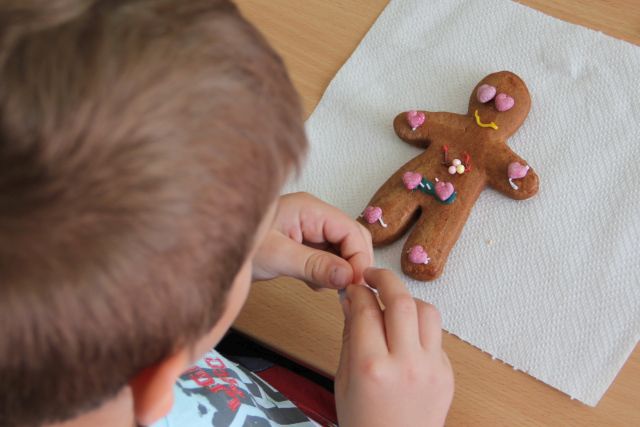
<box><xmin>508</xmin><ymin>178</ymin><xmax>519</xmax><ymax>190</ymax></box>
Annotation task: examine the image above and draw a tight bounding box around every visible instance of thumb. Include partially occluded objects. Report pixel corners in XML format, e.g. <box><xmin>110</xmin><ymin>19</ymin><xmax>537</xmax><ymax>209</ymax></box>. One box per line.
<box><xmin>257</xmin><ymin>232</ymin><xmax>355</xmax><ymax>289</ymax></box>
<box><xmin>302</xmin><ymin>247</ymin><xmax>354</xmax><ymax>289</ymax></box>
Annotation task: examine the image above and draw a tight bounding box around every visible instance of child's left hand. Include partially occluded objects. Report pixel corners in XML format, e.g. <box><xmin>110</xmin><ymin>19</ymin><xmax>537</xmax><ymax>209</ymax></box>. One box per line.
<box><xmin>253</xmin><ymin>192</ymin><xmax>374</xmax><ymax>289</ymax></box>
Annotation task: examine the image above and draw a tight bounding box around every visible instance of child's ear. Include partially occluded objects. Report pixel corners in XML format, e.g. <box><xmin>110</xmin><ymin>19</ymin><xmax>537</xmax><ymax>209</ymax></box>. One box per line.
<box><xmin>129</xmin><ymin>349</ymin><xmax>190</xmax><ymax>426</ymax></box>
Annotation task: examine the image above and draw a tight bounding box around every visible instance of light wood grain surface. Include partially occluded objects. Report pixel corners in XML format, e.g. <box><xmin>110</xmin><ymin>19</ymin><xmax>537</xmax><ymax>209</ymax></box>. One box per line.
<box><xmin>233</xmin><ymin>1</ymin><xmax>640</xmax><ymax>425</ymax></box>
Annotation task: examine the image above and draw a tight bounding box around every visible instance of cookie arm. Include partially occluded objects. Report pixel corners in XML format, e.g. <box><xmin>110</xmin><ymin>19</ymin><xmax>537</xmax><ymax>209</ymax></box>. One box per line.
<box><xmin>393</xmin><ymin>111</ymin><xmax>470</xmax><ymax>149</ymax></box>
<box><xmin>485</xmin><ymin>144</ymin><xmax>539</xmax><ymax>200</ymax></box>
<box><xmin>393</xmin><ymin>111</ymin><xmax>431</xmax><ymax>149</ymax></box>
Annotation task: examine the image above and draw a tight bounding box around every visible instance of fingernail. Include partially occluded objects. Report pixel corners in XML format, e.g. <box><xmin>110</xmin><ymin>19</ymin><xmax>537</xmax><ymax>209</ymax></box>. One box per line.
<box><xmin>330</xmin><ymin>266</ymin><xmax>350</xmax><ymax>287</ymax></box>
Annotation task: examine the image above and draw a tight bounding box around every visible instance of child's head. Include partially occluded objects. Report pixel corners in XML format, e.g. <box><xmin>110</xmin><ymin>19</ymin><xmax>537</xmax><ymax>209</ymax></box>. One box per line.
<box><xmin>0</xmin><ymin>1</ymin><xmax>306</xmax><ymax>425</ymax></box>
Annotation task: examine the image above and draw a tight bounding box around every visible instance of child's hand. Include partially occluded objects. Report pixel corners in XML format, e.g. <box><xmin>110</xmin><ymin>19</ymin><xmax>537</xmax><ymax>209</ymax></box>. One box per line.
<box><xmin>335</xmin><ymin>268</ymin><xmax>454</xmax><ymax>427</ymax></box>
<box><xmin>253</xmin><ymin>192</ymin><xmax>373</xmax><ymax>289</ymax></box>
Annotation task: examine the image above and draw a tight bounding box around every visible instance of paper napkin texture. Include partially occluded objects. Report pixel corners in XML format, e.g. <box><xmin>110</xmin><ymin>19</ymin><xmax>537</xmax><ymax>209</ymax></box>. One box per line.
<box><xmin>285</xmin><ymin>0</ymin><xmax>640</xmax><ymax>406</ymax></box>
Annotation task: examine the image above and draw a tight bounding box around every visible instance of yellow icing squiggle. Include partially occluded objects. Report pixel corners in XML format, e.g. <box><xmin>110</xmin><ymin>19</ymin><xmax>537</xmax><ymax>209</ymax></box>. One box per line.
<box><xmin>474</xmin><ymin>109</ymin><xmax>498</xmax><ymax>130</ymax></box>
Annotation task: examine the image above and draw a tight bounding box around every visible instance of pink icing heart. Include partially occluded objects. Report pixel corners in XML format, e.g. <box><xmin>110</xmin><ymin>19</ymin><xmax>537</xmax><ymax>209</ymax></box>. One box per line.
<box><xmin>495</xmin><ymin>93</ymin><xmax>515</xmax><ymax>112</ymax></box>
<box><xmin>476</xmin><ymin>84</ymin><xmax>496</xmax><ymax>103</ymax></box>
<box><xmin>402</xmin><ymin>171</ymin><xmax>423</xmax><ymax>190</ymax></box>
<box><xmin>362</xmin><ymin>206</ymin><xmax>383</xmax><ymax>224</ymax></box>
<box><xmin>407</xmin><ymin>245</ymin><xmax>430</xmax><ymax>265</ymax></box>
<box><xmin>508</xmin><ymin>162</ymin><xmax>530</xmax><ymax>179</ymax></box>
<box><xmin>434</xmin><ymin>181</ymin><xmax>454</xmax><ymax>201</ymax></box>
<box><xmin>406</xmin><ymin>110</ymin><xmax>425</xmax><ymax>130</ymax></box>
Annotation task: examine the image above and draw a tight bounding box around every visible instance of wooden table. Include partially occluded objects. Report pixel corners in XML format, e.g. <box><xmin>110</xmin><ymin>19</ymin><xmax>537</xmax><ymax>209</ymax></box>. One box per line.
<box><xmin>233</xmin><ymin>1</ymin><xmax>640</xmax><ymax>425</ymax></box>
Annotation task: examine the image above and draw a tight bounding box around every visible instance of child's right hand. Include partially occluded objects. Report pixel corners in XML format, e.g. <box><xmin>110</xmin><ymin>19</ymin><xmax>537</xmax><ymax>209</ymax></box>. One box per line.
<box><xmin>335</xmin><ymin>268</ymin><xmax>454</xmax><ymax>427</ymax></box>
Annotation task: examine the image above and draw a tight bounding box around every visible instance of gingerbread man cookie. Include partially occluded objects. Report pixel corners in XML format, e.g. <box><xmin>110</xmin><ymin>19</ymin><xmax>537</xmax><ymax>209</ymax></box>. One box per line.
<box><xmin>358</xmin><ymin>71</ymin><xmax>539</xmax><ymax>281</ymax></box>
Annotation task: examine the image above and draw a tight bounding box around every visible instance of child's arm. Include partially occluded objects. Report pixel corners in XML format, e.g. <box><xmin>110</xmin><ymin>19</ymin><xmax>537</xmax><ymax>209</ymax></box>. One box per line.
<box><xmin>336</xmin><ymin>268</ymin><xmax>454</xmax><ymax>427</ymax></box>
<box><xmin>252</xmin><ymin>192</ymin><xmax>374</xmax><ymax>288</ymax></box>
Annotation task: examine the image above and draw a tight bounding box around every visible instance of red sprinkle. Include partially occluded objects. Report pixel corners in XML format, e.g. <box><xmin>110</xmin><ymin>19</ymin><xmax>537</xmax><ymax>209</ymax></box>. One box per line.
<box><xmin>441</xmin><ymin>145</ymin><xmax>449</xmax><ymax>164</ymax></box>
<box><xmin>463</xmin><ymin>152</ymin><xmax>472</xmax><ymax>172</ymax></box>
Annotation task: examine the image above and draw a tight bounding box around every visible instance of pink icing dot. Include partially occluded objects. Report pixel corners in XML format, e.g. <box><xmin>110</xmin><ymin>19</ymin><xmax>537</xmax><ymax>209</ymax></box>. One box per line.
<box><xmin>508</xmin><ymin>162</ymin><xmax>530</xmax><ymax>180</ymax></box>
<box><xmin>407</xmin><ymin>245</ymin><xmax>430</xmax><ymax>265</ymax></box>
<box><xmin>406</xmin><ymin>110</ymin><xmax>426</xmax><ymax>130</ymax></box>
<box><xmin>402</xmin><ymin>171</ymin><xmax>423</xmax><ymax>190</ymax></box>
<box><xmin>362</xmin><ymin>206</ymin><xmax>383</xmax><ymax>224</ymax></box>
<box><xmin>434</xmin><ymin>181</ymin><xmax>455</xmax><ymax>201</ymax></box>
<box><xmin>495</xmin><ymin>93</ymin><xmax>515</xmax><ymax>112</ymax></box>
<box><xmin>477</xmin><ymin>84</ymin><xmax>497</xmax><ymax>103</ymax></box>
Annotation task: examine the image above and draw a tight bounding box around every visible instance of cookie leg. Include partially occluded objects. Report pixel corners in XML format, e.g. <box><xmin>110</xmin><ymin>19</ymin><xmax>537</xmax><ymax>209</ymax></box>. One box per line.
<box><xmin>358</xmin><ymin>183</ymin><xmax>422</xmax><ymax>247</ymax></box>
<box><xmin>401</xmin><ymin>200</ymin><xmax>470</xmax><ymax>281</ymax></box>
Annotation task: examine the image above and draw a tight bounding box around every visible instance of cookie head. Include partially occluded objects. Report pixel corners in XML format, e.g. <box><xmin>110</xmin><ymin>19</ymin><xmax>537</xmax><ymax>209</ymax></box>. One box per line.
<box><xmin>468</xmin><ymin>71</ymin><xmax>531</xmax><ymax>139</ymax></box>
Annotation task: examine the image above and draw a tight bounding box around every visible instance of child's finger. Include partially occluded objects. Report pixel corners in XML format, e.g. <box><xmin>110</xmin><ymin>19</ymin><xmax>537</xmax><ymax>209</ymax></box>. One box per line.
<box><xmin>363</xmin><ymin>268</ymin><xmax>420</xmax><ymax>354</ymax></box>
<box><xmin>323</xmin><ymin>217</ymin><xmax>373</xmax><ymax>285</ymax></box>
<box><xmin>416</xmin><ymin>300</ymin><xmax>443</xmax><ymax>351</ymax></box>
<box><xmin>301</xmin><ymin>248</ymin><xmax>355</xmax><ymax>289</ymax></box>
<box><xmin>256</xmin><ymin>231</ymin><xmax>354</xmax><ymax>288</ymax></box>
<box><xmin>350</xmin><ymin>223</ymin><xmax>374</xmax><ymax>284</ymax></box>
<box><xmin>278</xmin><ymin>193</ymin><xmax>373</xmax><ymax>284</ymax></box>
<box><xmin>295</xmin><ymin>203</ymin><xmax>372</xmax><ymax>277</ymax></box>
<box><xmin>345</xmin><ymin>284</ymin><xmax>388</xmax><ymax>361</ymax></box>
<box><xmin>344</xmin><ymin>250</ymin><xmax>372</xmax><ymax>286</ymax></box>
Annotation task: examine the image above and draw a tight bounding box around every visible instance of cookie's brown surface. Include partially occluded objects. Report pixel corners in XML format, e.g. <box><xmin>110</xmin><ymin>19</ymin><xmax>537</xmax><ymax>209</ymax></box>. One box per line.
<box><xmin>358</xmin><ymin>71</ymin><xmax>539</xmax><ymax>281</ymax></box>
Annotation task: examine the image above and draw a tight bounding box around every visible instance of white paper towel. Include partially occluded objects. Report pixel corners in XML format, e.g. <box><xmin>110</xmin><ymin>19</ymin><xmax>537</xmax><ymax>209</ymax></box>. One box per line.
<box><xmin>285</xmin><ymin>0</ymin><xmax>640</xmax><ymax>406</ymax></box>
